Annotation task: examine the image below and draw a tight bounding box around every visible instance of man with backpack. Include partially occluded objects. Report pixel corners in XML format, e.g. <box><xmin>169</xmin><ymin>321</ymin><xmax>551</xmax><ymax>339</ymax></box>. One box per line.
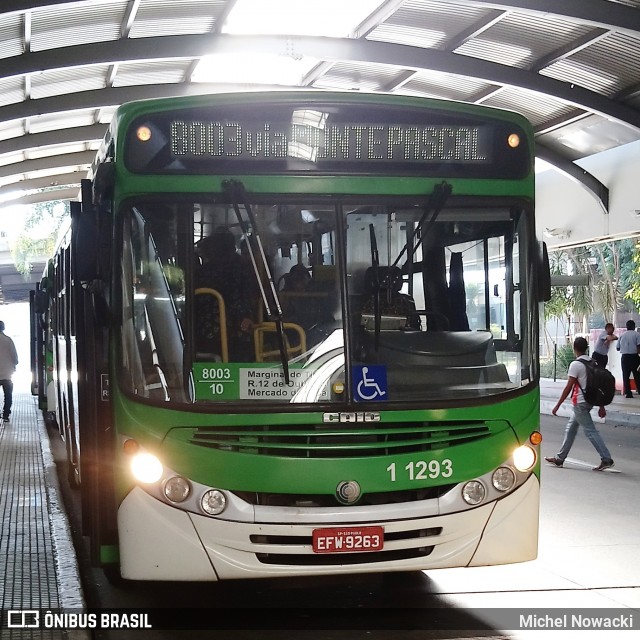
<box><xmin>546</xmin><ymin>336</ymin><xmax>614</xmax><ymax>472</ymax></box>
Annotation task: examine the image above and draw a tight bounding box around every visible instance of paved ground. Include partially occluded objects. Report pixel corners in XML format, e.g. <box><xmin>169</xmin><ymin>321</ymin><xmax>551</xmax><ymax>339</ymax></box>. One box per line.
<box><xmin>540</xmin><ymin>377</ymin><xmax>640</xmax><ymax>427</ymax></box>
<box><xmin>1</xmin><ymin>382</ymin><xmax>638</xmax><ymax>639</ymax></box>
<box><xmin>0</xmin><ymin>392</ymin><xmax>83</xmax><ymax>640</ymax></box>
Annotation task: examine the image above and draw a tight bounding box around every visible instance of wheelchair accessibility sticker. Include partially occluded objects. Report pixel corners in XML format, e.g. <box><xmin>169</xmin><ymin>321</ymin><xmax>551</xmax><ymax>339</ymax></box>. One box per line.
<box><xmin>353</xmin><ymin>365</ymin><xmax>388</xmax><ymax>402</ymax></box>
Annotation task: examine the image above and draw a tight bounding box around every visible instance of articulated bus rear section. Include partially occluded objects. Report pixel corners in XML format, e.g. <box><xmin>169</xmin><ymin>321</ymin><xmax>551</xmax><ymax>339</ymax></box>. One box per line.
<box><xmin>31</xmin><ymin>202</ymin><xmax>119</xmax><ymax>569</ymax></box>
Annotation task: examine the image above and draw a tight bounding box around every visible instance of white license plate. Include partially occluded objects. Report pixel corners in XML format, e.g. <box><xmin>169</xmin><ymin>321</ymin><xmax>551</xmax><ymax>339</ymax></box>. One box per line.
<box><xmin>312</xmin><ymin>526</ymin><xmax>384</xmax><ymax>553</ymax></box>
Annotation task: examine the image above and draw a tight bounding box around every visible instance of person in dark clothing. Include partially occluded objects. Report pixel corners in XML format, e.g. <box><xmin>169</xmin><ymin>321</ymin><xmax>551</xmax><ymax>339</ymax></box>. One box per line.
<box><xmin>195</xmin><ymin>227</ymin><xmax>255</xmax><ymax>361</ymax></box>
<box><xmin>283</xmin><ymin>263</ymin><xmax>311</xmax><ymax>294</ymax></box>
<box><xmin>618</xmin><ymin>319</ymin><xmax>640</xmax><ymax>398</ymax></box>
<box><xmin>360</xmin><ymin>266</ymin><xmax>420</xmax><ymax>330</ymax></box>
<box><xmin>281</xmin><ymin>264</ymin><xmax>314</xmax><ymax>325</ymax></box>
<box><xmin>448</xmin><ymin>252</ymin><xmax>470</xmax><ymax>331</ymax></box>
<box><xmin>0</xmin><ymin>320</ymin><xmax>18</xmax><ymax>423</ymax></box>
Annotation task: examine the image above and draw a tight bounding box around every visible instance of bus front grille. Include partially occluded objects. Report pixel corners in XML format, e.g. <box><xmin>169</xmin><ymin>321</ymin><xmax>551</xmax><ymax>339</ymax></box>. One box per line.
<box><xmin>256</xmin><ymin>547</ymin><xmax>434</xmax><ymax>565</ymax></box>
<box><xmin>190</xmin><ymin>420</ymin><xmax>493</xmax><ymax>457</ymax></box>
<box><xmin>233</xmin><ymin>484</ymin><xmax>456</xmax><ymax>507</ymax></box>
<box><xmin>252</xmin><ymin>527</ymin><xmax>441</xmax><ymax>565</ymax></box>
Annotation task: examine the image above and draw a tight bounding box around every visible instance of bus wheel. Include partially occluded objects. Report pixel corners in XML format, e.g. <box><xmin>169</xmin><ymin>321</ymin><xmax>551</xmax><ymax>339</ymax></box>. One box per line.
<box><xmin>67</xmin><ymin>463</ymin><xmax>81</xmax><ymax>490</ymax></box>
<box><xmin>44</xmin><ymin>411</ymin><xmax>57</xmax><ymax>429</ymax></box>
<box><xmin>103</xmin><ymin>565</ymin><xmax>129</xmax><ymax>587</ymax></box>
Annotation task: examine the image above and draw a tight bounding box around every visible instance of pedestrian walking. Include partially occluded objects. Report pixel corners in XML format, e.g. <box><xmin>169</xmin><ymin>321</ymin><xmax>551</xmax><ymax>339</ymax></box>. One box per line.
<box><xmin>617</xmin><ymin>319</ymin><xmax>640</xmax><ymax>398</ymax></box>
<box><xmin>0</xmin><ymin>320</ymin><xmax>18</xmax><ymax>423</ymax></box>
<box><xmin>546</xmin><ymin>336</ymin><xmax>614</xmax><ymax>471</ymax></box>
<box><xmin>591</xmin><ymin>322</ymin><xmax>617</xmax><ymax>368</ymax></box>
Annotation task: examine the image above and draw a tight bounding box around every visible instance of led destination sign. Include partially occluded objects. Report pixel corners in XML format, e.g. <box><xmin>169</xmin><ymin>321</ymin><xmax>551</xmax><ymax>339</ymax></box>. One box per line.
<box><xmin>169</xmin><ymin>120</ymin><xmax>489</xmax><ymax>164</ymax></box>
<box><xmin>126</xmin><ymin>102</ymin><xmax>529</xmax><ymax>177</ymax></box>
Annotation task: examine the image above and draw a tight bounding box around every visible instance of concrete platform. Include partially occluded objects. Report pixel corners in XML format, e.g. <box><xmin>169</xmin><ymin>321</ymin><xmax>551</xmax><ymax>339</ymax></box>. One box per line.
<box><xmin>0</xmin><ymin>392</ymin><xmax>83</xmax><ymax>638</ymax></box>
<box><xmin>1</xmin><ymin>382</ymin><xmax>637</xmax><ymax>637</ymax></box>
<box><xmin>540</xmin><ymin>377</ymin><xmax>640</xmax><ymax>427</ymax></box>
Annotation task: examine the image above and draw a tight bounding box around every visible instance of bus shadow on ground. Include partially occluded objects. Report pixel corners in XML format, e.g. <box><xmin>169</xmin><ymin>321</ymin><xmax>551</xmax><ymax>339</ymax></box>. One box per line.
<box><xmin>116</xmin><ymin>572</ymin><xmax>500</xmax><ymax>636</ymax></box>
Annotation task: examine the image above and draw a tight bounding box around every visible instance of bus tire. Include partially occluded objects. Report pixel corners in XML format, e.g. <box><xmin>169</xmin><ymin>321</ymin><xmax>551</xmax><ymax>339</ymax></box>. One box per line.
<box><xmin>103</xmin><ymin>565</ymin><xmax>129</xmax><ymax>587</ymax></box>
<box><xmin>67</xmin><ymin>463</ymin><xmax>81</xmax><ymax>490</ymax></box>
<box><xmin>44</xmin><ymin>411</ymin><xmax>57</xmax><ymax>430</ymax></box>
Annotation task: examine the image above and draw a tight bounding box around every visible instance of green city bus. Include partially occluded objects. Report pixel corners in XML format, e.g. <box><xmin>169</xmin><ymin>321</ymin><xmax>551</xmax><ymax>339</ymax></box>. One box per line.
<box><xmin>33</xmin><ymin>91</ymin><xmax>548</xmax><ymax>582</ymax></box>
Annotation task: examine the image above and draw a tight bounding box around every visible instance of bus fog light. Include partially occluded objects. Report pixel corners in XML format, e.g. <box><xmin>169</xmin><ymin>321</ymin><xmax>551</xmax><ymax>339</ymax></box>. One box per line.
<box><xmin>163</xmin><ymin>476</ymin><xmax>191</xmax><ymax>503</ymax></box>
<box><xmin>513</xmin><ymin>445</ymin><xmax>536</xmax><ymax>471</ymax></box>
<box><xmin>201</xmin><ymin>490</ymin><xmax>227</xmax><ymax>515</ymax></box>
<box><xmin>492</xmin><ymin>466</ymin><xmax>516</xmax><ymax>492</ymax></box>
<box><xmin>130</xmin><ymin>453</ymin><xmax>163</xmax><ymax>484</ymax></box>
<box><xmin>462</xmin><ymin>480</ymin><xmax>485</xmax><ymax>505</ymax></box>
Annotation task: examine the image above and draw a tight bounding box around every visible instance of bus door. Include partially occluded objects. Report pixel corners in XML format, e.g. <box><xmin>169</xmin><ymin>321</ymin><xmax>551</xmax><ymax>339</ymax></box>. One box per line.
<box><xmin>72</xmin><ymin>190</ymin><xmax>118</xmax><ymax>567</ymax></box>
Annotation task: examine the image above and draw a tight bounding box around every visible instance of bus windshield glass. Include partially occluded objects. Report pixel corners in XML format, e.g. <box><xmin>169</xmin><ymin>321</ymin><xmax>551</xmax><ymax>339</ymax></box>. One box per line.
<box><xmin>118</xmin><ymin>198</ymin><xmax>535</xmax><ymax>406</ymax></box>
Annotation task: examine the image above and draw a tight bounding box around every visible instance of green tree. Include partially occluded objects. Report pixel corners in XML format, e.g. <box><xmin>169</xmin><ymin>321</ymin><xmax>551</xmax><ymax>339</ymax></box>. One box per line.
<box><xmin>592</xmin><ymin>239</ymin><xmax>637</xmax><ymax>325</ymax></box>
<box><xmin>12</xmin><ymin>199</ymin><xmax>68</xmax><ymax>276</ymax></box>
<box><xmin>543</xmin><ymin>251</ymin><xmax>572</xmax><ymax>355</ymax></box>
<box><xmin>623</xmin><ymin>239</ymin><xmax>640</xmax><ymax>311</ymax></box>
<box><xmin>551</xmin><ymin>239</ymin><xmax>637</xmax><ymax>331</ymax></box>
<box><xmin>564</xmin><ymin>246</ymin><xmax>594</xmax><ymax>333</ymax></box>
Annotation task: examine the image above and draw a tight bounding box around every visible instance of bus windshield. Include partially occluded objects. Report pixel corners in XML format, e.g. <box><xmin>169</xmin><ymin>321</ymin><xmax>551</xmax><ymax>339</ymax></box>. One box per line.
<box><xmin>118</xmin><ymin>197</ymin><xmax>535</xmax><ymax>406</ymax></box>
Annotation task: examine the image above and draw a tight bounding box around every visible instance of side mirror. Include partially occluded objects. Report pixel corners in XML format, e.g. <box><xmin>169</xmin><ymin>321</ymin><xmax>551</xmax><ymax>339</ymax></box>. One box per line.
<box><xmin>93</xmin><ymin>162</ymin><xmax>115</xmax><ymax>204</ymax></box>
<box><xmin>34</xmin><ymin>289</ymin><xmax>49</xmax><ymax>314</ymax></box>
<box><xmin>71</xmin><ymin>197</ymin><xmax>100</xmax><ymax>282</ymax></box>
<box><xmin>73</xmin><ymin>179</ymin><xmax>112</xmax><ymax>326</ymax></box>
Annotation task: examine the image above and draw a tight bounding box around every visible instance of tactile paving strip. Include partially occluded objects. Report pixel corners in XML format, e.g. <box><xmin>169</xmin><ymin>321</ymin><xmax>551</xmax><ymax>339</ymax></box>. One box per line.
<box><xmin>0</xmin><ymin>393</ymin><xmax>63</xmax><ymax>640</ymax></box>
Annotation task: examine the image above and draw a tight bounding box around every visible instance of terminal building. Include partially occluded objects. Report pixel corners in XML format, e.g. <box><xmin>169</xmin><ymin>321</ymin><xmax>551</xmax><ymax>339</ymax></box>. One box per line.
<box><xmin>1</xmin><ymin>1</ymin><xmax>639</xmax><ymax>634</ymax></box>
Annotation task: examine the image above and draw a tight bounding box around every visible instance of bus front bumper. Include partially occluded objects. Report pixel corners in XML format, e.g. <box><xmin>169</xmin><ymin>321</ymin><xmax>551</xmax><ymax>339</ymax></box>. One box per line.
<box><xmin>117</xmin><ymin>474</ymin><xmax>539</xmax><ymax>581</ymax></box>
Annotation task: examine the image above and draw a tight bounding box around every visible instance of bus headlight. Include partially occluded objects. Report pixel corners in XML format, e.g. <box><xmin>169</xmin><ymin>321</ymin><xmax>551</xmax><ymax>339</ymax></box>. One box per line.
<box><xmin>163</xmin><ymin>476</ymin><xmax>191</xmax><ymax>503</ymax></box>
<box><xmin>462</xmin><ymin>480</ymin><xmax>486</xmax><ymax>505</ymax></box>
<box><xmin>201</xmin><ymin>489</ymin><xmax>227</xmax><ymax>515</ymax></box>
<box><xmin>130</xmin><ymin>453</ymin><xmax>163</xmax><ymax>484</ymax></box>
<box><xmin>513</xmin><ymin>445</ymin><xmax>536</xmax><ymax>471</ymax></box>
<box><xmin>492</xmin><ymin>466</ymin><xmax>516</xmax><ymax>492</ymax></box>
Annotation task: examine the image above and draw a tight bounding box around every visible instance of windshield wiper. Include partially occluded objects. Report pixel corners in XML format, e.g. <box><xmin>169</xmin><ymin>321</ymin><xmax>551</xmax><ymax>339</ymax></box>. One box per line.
<box><xmin>222</xmin><ymin>179</ymin><xmax>291</xmax><ymax>385</ymax></box>
<box><xmin>368</xmin><ymin>223</ymin><xmax>382</xmax><ymax>350</ymax></box>
<box><xmin>390</xmin><ymin>181</ymin><xmax>452</xmax><ymax>273</ymax></box>
<box><xmin>367</xmin><ymin>182</ymin><xmax>452</xmax><ymax>351</ymax></box>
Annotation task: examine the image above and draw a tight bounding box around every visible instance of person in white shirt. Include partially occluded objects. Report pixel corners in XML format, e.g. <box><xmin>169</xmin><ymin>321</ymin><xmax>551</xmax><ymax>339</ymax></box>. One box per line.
<box><xmin>0</xmin><ymin>320</ymin><xmax>18</xmax><ymax>423</ymax></box>
<box><xmin>591</xmin><ymin>322</ymin><xmax>617</xmax><ymax>368</ymax></box>
<box><xmin>546</xmin><ymin>336</ymin><xmax>614</xmax><ymax>472</ymax></box>
<box><xmin>618</xmin><ymin>319</ymin><xmax>640</xmax><ymax>398</ymax></box>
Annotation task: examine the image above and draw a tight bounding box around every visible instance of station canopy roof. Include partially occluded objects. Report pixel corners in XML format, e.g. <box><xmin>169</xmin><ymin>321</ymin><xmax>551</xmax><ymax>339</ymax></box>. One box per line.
<box><xmin>1</xmin><ymin>0</ymin><xmax>640</xmax><ymax>210</ymax></box>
